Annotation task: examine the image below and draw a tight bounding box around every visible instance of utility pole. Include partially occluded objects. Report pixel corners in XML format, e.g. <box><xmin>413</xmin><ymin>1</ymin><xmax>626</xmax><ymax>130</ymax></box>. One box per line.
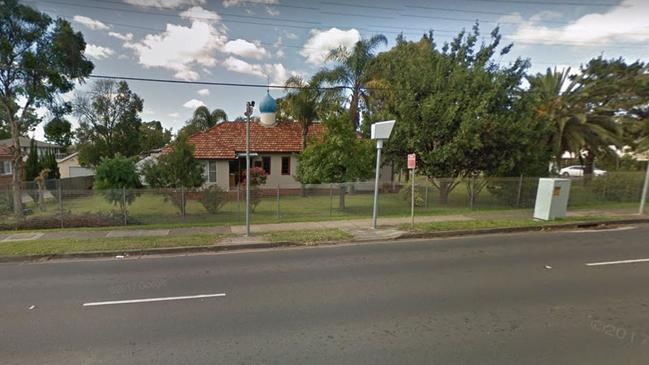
<box><xmin>244</xmin><ymin>101</ymin><xmax>255</xmax><ymax>236</ymax></box>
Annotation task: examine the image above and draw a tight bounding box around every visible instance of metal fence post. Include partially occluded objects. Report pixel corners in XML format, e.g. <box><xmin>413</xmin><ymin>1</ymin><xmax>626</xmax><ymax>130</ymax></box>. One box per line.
<box><xmin>424</xmin><ymin>184</ymin><xmax>429</xmax><ymax>208</ymax></box>
<box><xmin>516</xmin><ymin>174</ymin><xmax>524</xmax><ymax>208</ymax></box>
<box><xmin>469</xmin><ymin>176</ymin><xmax>475</xmax><ymax>210</ymax></box>
<box><xmin>276</xmin><ymin>184</ymin><xmax>280</xmax><ymax>219</ymax></box>
<box><xmin>329</xmin><ymin>183</ymin><xmax>333</xmax><ymax>217</ymax></box>
<box><xmin>58</xmin><ymin>179</ymin><xmax>63</xmax><ymax>228</ymax></box>
<box><xmin>181</xmin><ymin>186</ymin><xmax>186</xmax><ymax>218</ymax></box>
<box><xmin>122</xmin><ymin>187</ymin><xmax>127</xmax><ymax>226</ymax></box>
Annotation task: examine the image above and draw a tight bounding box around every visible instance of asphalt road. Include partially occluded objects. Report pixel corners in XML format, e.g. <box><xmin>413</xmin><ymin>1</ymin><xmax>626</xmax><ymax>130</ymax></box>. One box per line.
<box><xmin>3</xmin><ymin>225</ymin><xmax>649</xmax><ymax>364</ymax></box>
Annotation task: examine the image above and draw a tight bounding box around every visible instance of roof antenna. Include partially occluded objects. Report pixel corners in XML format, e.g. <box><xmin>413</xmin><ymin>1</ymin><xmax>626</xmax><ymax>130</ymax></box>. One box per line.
<box><xmin>267</xmin><ymin>75</ymin><xmax>270</xmax><ymax>94</ymax></box>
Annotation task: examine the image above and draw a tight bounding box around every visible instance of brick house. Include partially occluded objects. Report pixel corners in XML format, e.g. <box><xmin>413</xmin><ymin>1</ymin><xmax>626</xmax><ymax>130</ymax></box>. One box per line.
<box><xmin>184</xmin><ymin>120</ymin><xmax>327</xmax><ymax>191</ymax></box>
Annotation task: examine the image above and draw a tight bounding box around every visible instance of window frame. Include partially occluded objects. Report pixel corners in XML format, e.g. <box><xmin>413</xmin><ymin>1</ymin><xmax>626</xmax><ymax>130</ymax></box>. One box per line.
<box><xmin>262</xmin><ymin>156</ymin><xmax>271</xmax><ymax>175</ymax></box>
<box><xmin>208</xmin><ymin>161</ymin><xmax>217</xmax><ymax>183</ymax></box>
<box><xmin>281</xmin><ymin>156</ymin><xmax>291</xmax><ymax>176</ymax></box>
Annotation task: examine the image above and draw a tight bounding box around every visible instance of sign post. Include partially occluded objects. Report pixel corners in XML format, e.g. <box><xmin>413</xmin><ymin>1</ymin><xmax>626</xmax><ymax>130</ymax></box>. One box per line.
<box><xmin>371</xmin><ymin>120</ymin><xmax>396</xmax><ymax>229</ymax></box>
<box><xmin>408</xmin><ymin>153</ymin><xmax>416</xmax><ymax>228</ymax></box>
<box><xmin>640</xmin><ymin>159</ymin><xmax>649</xmax><ymax>215</ymax></box>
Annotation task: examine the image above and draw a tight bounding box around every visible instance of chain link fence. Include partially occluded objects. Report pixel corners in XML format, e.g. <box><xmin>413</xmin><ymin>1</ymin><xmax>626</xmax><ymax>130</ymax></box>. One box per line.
<box><xmin>0</xmin><ymin>172</ymin><xmax>646</xmax><ymax>230</ymax></box>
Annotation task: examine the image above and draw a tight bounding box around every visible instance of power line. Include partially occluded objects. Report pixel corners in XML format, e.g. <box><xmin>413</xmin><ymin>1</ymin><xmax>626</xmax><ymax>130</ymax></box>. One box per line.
<box><xmin>444</xmin><ymin>0</ymin><xmax>617</xmax><ymax>6</ymax></box>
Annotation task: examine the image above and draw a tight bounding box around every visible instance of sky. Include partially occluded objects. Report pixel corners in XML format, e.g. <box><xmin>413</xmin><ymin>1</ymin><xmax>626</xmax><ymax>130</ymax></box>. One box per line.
<box><xmin>22</xmin><ymin>0</ymin><xmax>649</xmax><ymax>140</ymax></box>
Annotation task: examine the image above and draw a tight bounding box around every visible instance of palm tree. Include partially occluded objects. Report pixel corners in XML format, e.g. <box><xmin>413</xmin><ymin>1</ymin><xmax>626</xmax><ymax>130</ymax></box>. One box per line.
<box><xmin>316</xmin><ymin>34</ymin><xmax>388</xmax><ymax>129</ymax></box>
<box><xmin>284</xmin><ymin>76</ymin><xmax>320</xmax><ymax>150</ymax></box>
<box><xmin>528</xmin><ymin>67</ymin><xmax>621</xmax><ymax>174</ymax></box>
<box><xmin>190</xmin><ymin>106</ymin><xmax>228</xmax><ymax>130</ymax></box>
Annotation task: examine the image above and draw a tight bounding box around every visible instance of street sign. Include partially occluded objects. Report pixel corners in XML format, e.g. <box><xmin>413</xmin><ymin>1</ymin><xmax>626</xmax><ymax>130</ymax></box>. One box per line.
<box><xmin>407</xmin><ymin>154</ymin><xmax>416</xmax><ymax>169</ymax></box>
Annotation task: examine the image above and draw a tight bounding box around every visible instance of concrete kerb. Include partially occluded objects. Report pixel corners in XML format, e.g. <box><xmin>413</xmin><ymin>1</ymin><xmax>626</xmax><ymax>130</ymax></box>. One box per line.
<box><xmin>1</xmin><ymin>218</ymin><xmax>648</xmax><ymax>264</ymax></box>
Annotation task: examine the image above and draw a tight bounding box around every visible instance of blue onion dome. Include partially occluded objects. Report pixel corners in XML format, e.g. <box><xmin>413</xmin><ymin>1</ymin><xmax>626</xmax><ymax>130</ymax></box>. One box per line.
<box><xmin>259</xmin><ymin>92</ymin><xmax>277</xmax><ymax>114</ymax></box>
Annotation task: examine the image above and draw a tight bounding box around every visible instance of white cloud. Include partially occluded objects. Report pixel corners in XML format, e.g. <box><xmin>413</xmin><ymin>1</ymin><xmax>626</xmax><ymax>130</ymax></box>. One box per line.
<box><xmin>283</xmin><ymin>30</ymin><xmax>298</xmax><ymax>40</ymax></box>
<box><xmin>197</xmin><ymin>88</ymin><xmax>210</xmax><ymax>96</ymax></box>
<box><xmin>169</xmin><ymin>112</ymin><xmax>180</xmax><ymax>118</ymax></box>
<box><xmin>223</xmin><ymin>56</ymin><xmax>265</xmax><ymax>77</ymax></box>
<box><xmin>276</xmin><ymin>49</ymin><xmax>285</xmax><ymax>59</ymax></box>
<box><xmin>73</xmin><ymin>15</ymin><xmax>109</xmax><ymax>31</ymax></box>
<box><xmin>506</xmin><ymin>0</ymin><xmax>649</xmax><ymax>45</ymax></box>
<box><xmin>123</xmin><ymin>7</ymin><xmax>226</xmax><ymax>81</ymax></box>
<box><xmin>123</xmin><ymin>0</ymin><xmax>205</xmax><ymax>9</ymax></box>
<box><xmin>85</xmin><ymin>44</ymin><xmax>115</xmax><ymax>60</ymax></box>
<box><xmin>222</xmin><ymin>57</ymin><xmax>296</xmax><ymax>85</ymax></box>
<box><xmin>108</xmin><ymin>32</ymin><xmax>134</xmax><ymax>41</ymax></box>
<box><xmin>300</xmin><ymin>28</ymin><xmax>361</xmax><ymax>65</ymax></box>
<box><xmin>222</xmin><ymin>0</ymin><xmax>277</xmax><ymax>7</ymax></box>
<box><xmin>224</xmin><ymin>39</ymin><xmax>268</xmax><ymax>59</ymax></box>
<box><xmin>183</xmin><ymin>99</ymin><xmax>206</xmax><ymax>109</ymax></box>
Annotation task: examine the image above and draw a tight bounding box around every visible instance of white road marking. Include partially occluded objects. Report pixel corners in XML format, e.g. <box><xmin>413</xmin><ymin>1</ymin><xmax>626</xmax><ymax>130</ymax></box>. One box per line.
<box><xmin>82</xmin><ymin>293</ymin><xmax>226</xmax><ymax>307</ymax></box>
<box><xmin>586</xmin><ymin>258</ymin><xmax>649</xmax><ymax>267</ymax></box>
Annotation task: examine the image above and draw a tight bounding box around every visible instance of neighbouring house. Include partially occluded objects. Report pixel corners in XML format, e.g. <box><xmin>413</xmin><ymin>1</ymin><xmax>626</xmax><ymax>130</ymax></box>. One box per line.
<box><xmin>0</xmin><ymin>137</ymin><xmax>64</xmax><ymax>159</ymax></box>
<box><xmin>0</xmin><ymin>145</ymin><xmax>12</xmax><ymax>186</ymax></box>
<box><xmin>56</xmin><ymin>152</ymin><xmax>95</xmax><ymax>179</ymax></box>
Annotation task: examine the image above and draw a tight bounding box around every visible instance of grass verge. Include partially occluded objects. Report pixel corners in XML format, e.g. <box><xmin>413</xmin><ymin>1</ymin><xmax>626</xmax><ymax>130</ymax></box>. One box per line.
<box><xmin>401</xmin><ymin>215</ymin><xmax>620</xmax><ymax>233</ymax></box>
<box><xmin>264</xmin><ymin>229</ymin><xmax>353</xmax><ymax>245</ymax></box>
<box><xmin>0</xmin><ymin>234</ymin><xmax>226</xmax><ymax>257</ymax></box>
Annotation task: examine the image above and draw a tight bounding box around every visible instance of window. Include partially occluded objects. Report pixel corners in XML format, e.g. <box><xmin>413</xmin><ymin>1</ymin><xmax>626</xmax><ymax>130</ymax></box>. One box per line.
<box><xmin>207</xmin><ymin>161</ymin><xmax>217</xmax><ymax>183</ymax></box>
<box><xmin>281</xmin><ymin>156</ymin><xmax>290</xmax><ymax>175</ymax></box>
<box><xmin>0</xmin><ymin>161</ymin><xmax>11</xmax><ymax>175</ymax></box>
<box><xmin>262</xmin><ymin>156</ymin><xmax>271</xmax><ymax>175</ymax></box>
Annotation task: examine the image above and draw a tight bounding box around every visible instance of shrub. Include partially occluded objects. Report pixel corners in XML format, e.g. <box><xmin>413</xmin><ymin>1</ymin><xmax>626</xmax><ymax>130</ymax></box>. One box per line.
<box><xmin>399</xmin><ymin>185</ymin><xmax>425</xmax><ymax>207</ymax></box>
<box><xmin>199</xmin><ymin>185</ymin><xmax>227</xmax><ymax>214</ymax></box>
<box><xmin>0</xmin><ymin>211</ymin><xmax>136</xmax><ymax>230</ymax></box>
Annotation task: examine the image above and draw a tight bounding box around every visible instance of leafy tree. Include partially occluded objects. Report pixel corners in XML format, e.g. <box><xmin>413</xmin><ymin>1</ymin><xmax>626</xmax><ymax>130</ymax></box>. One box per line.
<box><xmin>44</xmin><ymin>117</ymin><xmax>74</xmax><ymax>150</ymax></box>
<box><xmin>178</xmin><ymin>106</ymin><xmax>227</xmax><ymax>139</ymax></box>
<box><xmin>142</xmin><ymin>136</ymin><xmax>204</xmax><ymax>214</ymax></box>
<box><xmin>296</xmin><ymin>116</ymin><xmax>374</xmax><ymax>208</ymax></box>
<box><xmin>0</xmin><ymin>0</ymin><xmax>94</xmax><ymax>217</ymax></box>
<box><xmin>139</xmin><ymin>121</ymin><xmax>172</xmax><ymax>152</ymax></box>
<box><xmin>94</xmin><ymin>154</ymin><xmax>140</xmax><ymax>218</ymax></box>
<box><xmin>75</xmin><ymin>80</ymin><xmax>143</xmax><ymax>166</ymax></box>
<box><xmin>370</xmin><ymin>26</ymin><xmax>550</xmax><ymax>203</ymax></box>
<box><xmin>23</xmin><ymin>139</ymin><xmax>42</xmax><ymax>182</ymax></box>
<box><xmin>40</xmin><ymin>151</ymin><xmax>60</xmax><ymax>180</ymax></box>
<box><xmin>316</xmin><ymin>34</ymin><xmax>388</xmax><ymax>129</ymax></box>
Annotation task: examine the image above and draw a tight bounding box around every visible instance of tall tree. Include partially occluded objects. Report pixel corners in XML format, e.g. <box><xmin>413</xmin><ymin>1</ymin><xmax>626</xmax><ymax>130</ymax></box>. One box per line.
<box><xmin>23</xmin><ymin>139</ymin><xmax>41</xmax><ymax>182</ymax></box>
<box><xmin>295</xmin><ymin>115</ymin><xmax>374</xmax><ymax>208</ymax></box>
<box><xmin>370</xmin><ymin>26</ymin><xmax>550</xmax><ymax>203</ymax></box>
<box><xmin>75</xmin><ymin>80</ymin><xmax>143</xmax><ymax>166</ymax></box>
<box><xmin>139</xmin><ymin>120</ymin><xmax>172</xmax><ymax>152</ymax></box>
<box><xmin>284</xmin><ymin>76</ymin><xmax>321</xmax><ymax>149</ymax></box>
<box><xmin>317</xmin><ymin>34</ymin><xmax>388</xmax><ymax>130</ymax></box>
<box><xmin>0</xmin><ymin>0</ymin><xmax>93</xmax><ymax>217</ymax></box>
<box><xmin>94</xmin><ymin>154</ymin><xmax>140</xmax><ymax>218</ymax></box>
<box><xmin>44</xmin><ymin>116</ymin><xmax>74</xmax><ymax>150</ymax></box>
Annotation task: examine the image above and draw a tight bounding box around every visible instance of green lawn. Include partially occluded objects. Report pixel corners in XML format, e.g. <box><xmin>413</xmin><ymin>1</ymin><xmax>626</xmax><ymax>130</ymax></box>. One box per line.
<box><xmin>3</xmin><ymin>178</ymin><xmax>642</xmax><ymax>231</ymax></box>
<box><xmin>0</xmin><ymin>233</ymin><xmax>225</xmax><ymax>256</ymax></box>
<box><xmin>403</xmin><ymin>215</ymin><xmax>619</xmax><ymax>233</ymax></box>
<box><xmin>264</xmin><ymin>229</ymin><xmax>353</xmax><ymax>244</ymax></box>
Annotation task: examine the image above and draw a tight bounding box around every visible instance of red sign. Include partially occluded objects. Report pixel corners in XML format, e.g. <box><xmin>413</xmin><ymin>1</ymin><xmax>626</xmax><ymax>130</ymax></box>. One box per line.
<box><xmin>407</xmin><ymin>153</ymin><xmax>416</xmax><ymax>169</ymax></box>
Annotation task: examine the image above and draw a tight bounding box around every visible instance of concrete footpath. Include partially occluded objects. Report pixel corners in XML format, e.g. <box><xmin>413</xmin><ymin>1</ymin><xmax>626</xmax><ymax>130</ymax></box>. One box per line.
<box><xmin>0</xmin><ymin>208</ymin><xmax>643</xmax><ymax>245</ymax></box>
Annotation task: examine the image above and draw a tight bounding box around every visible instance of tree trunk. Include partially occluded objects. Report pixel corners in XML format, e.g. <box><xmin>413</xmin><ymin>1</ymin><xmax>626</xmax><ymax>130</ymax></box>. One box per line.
<box><xmin>10</xmin><ymin>120</ymin><xmax>23</xmax><ymax>219</ymax></box>
<box><xmin>349</xmin><ymin>92</ymin><xmax>360</xmax><ymax>130</ymax></box>
<box><xmin>338</xmin><ymin>184</ymin><xmax>346</xmax><ymax>209</ymax></box>
<box><xmin>584</xmin><ymin>149</ymin><xmax>595</xmax><ymax>185</ymax></box>
<box><xmin>438</xmin><ymin>180</ymin><xmax>451</xmax><ymax>205</ymax></box>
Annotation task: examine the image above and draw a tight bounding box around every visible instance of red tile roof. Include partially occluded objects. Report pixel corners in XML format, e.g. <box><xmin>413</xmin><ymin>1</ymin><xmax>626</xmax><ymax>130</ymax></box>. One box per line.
<box><xmin>178</xmin><ymin>121</ymin><xmax>326</xmax><ymax>159</ymax></box>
